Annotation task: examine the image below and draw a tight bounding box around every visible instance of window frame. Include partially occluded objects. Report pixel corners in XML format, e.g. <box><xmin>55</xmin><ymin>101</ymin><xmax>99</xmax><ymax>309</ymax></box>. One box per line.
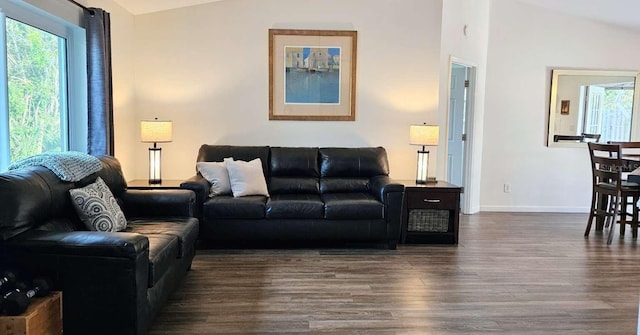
<box><xmin>0</xmin><ymin>0</ymin><xmax>87</xmax><ymax>170</ymax></box>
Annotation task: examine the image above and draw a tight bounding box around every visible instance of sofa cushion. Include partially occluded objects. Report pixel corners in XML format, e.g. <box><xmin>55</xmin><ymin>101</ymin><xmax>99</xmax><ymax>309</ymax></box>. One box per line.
<box><xmin>95</xmin><ymin>156</ymin><xmax>128</xmax><ymax>197</ymax></box>
<box><xmin>0</xmin><ymin>167</ymin><xmax>75</xmax><ymax>240</ymax></box>
<box><xmin>226</xmin><ymin>158</ymin><xmax>270</xmax><ymax>197</ymax></box>
<box><xmin>146</xmin><ymin>234</ymin><xmax>179</xmax><ymax>288</ymax></box>
<box><xmin>270</xmin><ymin>147</ymin><xmax>319</xmax><ymax>177</ymax></box>
<box><xmin>268</xmin><ymin>147</ymin><xmax>320</xmax><ymax>195</ymax></box>
<box><xmin>196</xmin><ymin>161</ymin><xmax>231</xmax><ymax>196</ymax></box>
<box><xmin>266</xmin><ymin>194</ymin><xmax>324</xmax><ymax>219</ymax></box>
<box><xmin>322</xmin><ymin>193</ymin><xmax>384</xmax><ymax>220</ymax></box>
<box><xmin>319</xmin><ymin>147</ymin><xmax>389</xmax><ymax>178</ymax></box>
<box><xmin>269</xmin><ymin>177</ymin><xmax>319</xmax><ymax>194</ymax></box>
<box><xmin>126</xmin><ymin>218</ymin><xmax>199</xmax><ymax>258</ymax></box>
<box><xmin>320</xmin><ymin>178</ymin><xmax>369</xmax><ymax>194</ymax></box>
<box><xmin>203</xmin><ymin>195</ymin><xmax>267</xmax><ymax>219</ymax></box>
<box><xmin>69</xmin><ymin>177</ymin><xmax>127</xmax><ymax>232</ymax></box>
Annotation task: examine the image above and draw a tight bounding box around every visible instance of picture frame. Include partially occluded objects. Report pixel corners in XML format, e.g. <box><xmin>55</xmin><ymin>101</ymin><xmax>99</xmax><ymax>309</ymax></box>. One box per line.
<box><xmin>269</xmin><ymin>29</ymin><xmax>357</xmax><ymax>121</ymax></box>
<box><xmin>560</xmin><ymin>100</ymin><xmax>570</xmax><ymax>115</ymax></box>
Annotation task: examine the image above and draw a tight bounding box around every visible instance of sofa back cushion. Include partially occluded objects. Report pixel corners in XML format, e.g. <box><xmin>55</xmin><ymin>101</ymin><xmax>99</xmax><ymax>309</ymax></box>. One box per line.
<box><xmin>95</xmin><ymin>155</ymin><xmax>127</xmax><ymax>197</ymax></box>
<box><xmin>196</xmin><ymin>145</ymin><xmax>270</xmax><ymax>175</ymax></box>
<box><xmin>319</xmin><ymin>147</ymin><xmax>389</xmax><ymax>193</ymax></box>
<box><xmin>269</xmin><ymin>147</ymin><xmax>319</xmax><ymax>194</ymax></box>
<box><xmin>0</xmin><ymin>167</ymin><xmax>76</xmax><ymax>240</ymax></box>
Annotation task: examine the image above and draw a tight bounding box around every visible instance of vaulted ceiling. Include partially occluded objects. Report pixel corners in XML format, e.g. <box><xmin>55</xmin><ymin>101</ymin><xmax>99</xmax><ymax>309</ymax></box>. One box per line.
<box><xmin>110</xmin><ymin>0</ymin><xmax>222</xmax><ymax>15</ymax></box>
<box><xmin>110</xmin><ymin>0</ymin><xmax>640</xmax><ymax>32</ymax></box>
<box><xmin>515</xmin><ymin>0</ymin><xmax>640</xmax><ymax>31</ymax></box>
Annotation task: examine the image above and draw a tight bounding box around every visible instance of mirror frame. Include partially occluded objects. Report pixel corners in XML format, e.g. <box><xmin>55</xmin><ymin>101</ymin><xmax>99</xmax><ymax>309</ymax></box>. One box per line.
<box><xmin>547</xmin><ymin>69</ymin><xmax>640</xmax><ymax>148</ymax></box>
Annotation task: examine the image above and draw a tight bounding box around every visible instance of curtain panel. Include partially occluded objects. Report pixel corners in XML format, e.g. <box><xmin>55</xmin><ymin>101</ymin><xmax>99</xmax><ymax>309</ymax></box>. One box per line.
<box><xmin>85</xmin><ymin>8</ymin><xmax>114</xmax><ymax>156</ymax></box>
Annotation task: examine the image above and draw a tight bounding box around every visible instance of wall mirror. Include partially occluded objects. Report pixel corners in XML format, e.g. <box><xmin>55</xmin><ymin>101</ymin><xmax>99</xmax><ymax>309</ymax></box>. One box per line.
<box><xmin>547</xmin><ymin>69</ymin><xmax>640</xmax><ymax>147</ymax></box>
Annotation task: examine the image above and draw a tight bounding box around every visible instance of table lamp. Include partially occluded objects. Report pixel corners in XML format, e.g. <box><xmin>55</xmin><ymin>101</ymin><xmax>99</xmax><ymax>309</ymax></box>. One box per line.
<box><xmin>410</xmin><ymin>123</ymin><xmax>439</xmax><ymax>184</ymax></box>
<box><xmin>140</xmin><ymin>118</ymin><xmax>172</xmax><ymax>184</ymax></box>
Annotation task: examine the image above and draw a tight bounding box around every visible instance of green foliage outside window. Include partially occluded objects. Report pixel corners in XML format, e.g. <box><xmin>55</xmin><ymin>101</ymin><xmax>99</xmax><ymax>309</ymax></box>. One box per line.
<box><xmin>6</xmin><ymin>18</ymin><xmax>63</xmax><ymax>163</ymax></box>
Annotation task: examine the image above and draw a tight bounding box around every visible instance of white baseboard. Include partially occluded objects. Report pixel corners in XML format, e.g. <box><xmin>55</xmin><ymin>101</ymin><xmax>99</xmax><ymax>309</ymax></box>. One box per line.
<box><xmin>479</xmin><ymin>205</ymin><xmax>590</xmax><ymax>213</ymax></box>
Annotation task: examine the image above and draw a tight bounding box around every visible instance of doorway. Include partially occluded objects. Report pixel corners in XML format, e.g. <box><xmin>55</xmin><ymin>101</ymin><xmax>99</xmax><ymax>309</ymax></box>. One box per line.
<box><xmin>446</xmin><ymin>60</ymin><xmax>475</xmax><ymax>213</ymax></box>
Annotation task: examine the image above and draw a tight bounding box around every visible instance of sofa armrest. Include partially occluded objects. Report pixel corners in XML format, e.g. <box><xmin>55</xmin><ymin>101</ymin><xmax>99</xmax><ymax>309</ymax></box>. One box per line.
<box><xmin>370</xmin><ymin>176</ymin><xmax>404</xmax><ymax>202</ymax></box>
<box><xmin>370</xmin><ymin>176</ymin><xmax>404</xmax><ymax>243</ymax></box>
<box><xmin>5</xmin><ymin>230</ymin><xmax>149</xmax><ymax>259</ymax></box>
<box><xmin>4</xmin><ymin>230</ymin><xmax>151</xmax><ymax>335</ymax></box>
<box><xmin>180</xmin><ymin>175</ymin><xmax>210</xmax><ymax>219</ymax></box>
<box><xmin>120</xmin><ymin>189</ymin><xmax>195</xmax><ymax>218</ymax></box>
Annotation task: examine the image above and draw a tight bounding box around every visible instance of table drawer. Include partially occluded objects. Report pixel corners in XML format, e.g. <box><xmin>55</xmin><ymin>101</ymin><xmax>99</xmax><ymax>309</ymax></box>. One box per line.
<box><xmin>406</xmin><ymin>191</ymin><xmax>457</xmax><ymax>210</ymax></box>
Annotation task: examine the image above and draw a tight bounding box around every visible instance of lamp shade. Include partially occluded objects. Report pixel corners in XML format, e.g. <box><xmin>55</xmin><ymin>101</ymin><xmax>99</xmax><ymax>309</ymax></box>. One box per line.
<box><xmin>409</xmin><ymin>124</ymin><xmax>439</xmax><ymax>146</ymax></box>
<box><xmin>141</xmin><ymin>120</ymin><xmax>173</xmax><ymax>143</ymax></box>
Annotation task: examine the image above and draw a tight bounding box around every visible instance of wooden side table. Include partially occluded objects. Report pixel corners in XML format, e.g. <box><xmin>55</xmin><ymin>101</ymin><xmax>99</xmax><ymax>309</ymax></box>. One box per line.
<box><xmin>0</xmin><ymin>291</ymin><xmax>62</xmax><ymax>335</ymax></box>
<box><xmin>399</xmin><ymin>180</ymin><xmax>462</xmax><ymax>244</ymax></box>
<box><xmin>127</xmin><ymin>179</ymin><xmax>184</xmax><ymax>190</ymax></box>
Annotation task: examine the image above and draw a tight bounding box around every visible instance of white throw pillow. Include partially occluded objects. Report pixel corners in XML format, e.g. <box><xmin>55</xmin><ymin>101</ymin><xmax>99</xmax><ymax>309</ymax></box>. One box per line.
<box><xmin>225</xmin><ymin>158</ymin><xmax>270</xmax><ymax>197</ymax></box>
<box><xmin>69</xmin><ymin>177</ymin><xmax>127</xmax><ymax>232</ymax></box>
<box><xmin>197</xmin><ymin>161</ymin><xmax>232</xmax><ymax>196</ymax></box>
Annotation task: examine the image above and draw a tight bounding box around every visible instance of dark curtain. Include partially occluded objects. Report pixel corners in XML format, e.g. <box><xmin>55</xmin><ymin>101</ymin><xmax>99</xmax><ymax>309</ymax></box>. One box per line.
<box><xmin>85</xmin><ymin>8</ymin><xmax>114</xmax><ymax>156</ymax></box>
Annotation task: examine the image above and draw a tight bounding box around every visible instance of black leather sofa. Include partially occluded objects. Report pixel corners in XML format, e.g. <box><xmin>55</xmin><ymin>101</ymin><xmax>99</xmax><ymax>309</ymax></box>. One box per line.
<box><xmin>0</xmin><ymin>156</ymin><xmax>199</xmax><ymax>335</ymax></box>
<box><xmin>181</xmin><ymin>145</ymin><xmax>404</xmax><ymax>249</ymax></box>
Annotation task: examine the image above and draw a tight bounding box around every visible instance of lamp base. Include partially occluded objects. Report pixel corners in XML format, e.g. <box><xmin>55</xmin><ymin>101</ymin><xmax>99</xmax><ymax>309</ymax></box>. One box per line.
<box><xmin>148</xmin><ymin>147</ymin><xmax>162</xmax><ymax>185</ymax></box>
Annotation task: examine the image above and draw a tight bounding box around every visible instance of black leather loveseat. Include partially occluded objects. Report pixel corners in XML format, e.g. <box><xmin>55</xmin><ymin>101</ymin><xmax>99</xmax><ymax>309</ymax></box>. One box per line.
<box><xmin>181</xmin><ymin>145</ymin><xmax>404</xmax><ymax>249</ymax></box>
<box><xmin>0</xmin><ymin>156</ymin><xmax>199</xmax><ymax>335</ymax></box>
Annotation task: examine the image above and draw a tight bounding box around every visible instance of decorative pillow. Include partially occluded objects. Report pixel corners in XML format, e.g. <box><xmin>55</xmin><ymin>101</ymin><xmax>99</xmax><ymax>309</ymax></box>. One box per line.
<box><xmin>69</xmin><ymin>177</ymin><xmax>127</xmax><ymax>232</ymax></box>
<box><xmin>197</xmin><ymin>161</ymin><xmax>232</xmax><ymax>196</ymax></box>
<box><xmin>225</xmin><ymin>158</ymin><xmax>270</xmax><ymax>197</ymax></box>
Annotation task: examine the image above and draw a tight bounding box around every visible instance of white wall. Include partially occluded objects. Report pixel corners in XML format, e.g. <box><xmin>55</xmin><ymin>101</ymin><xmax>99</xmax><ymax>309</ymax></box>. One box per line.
<box><xmin>481</xmin><ymin>0</ymin><xmax>640</xmax><ymax>212</ymax></box>
<box><xmin>439</xmin><ymin>0</ymin><xmax>490</xmax><ymax>213</ymax></box>
<box><xmin>132</xmin><ymin>0</ymin><xmax>443</xmax><ymax>181</ymax></box>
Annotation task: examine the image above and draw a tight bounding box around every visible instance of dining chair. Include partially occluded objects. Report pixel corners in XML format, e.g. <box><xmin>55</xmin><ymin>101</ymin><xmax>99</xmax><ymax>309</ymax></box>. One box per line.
<box><xmin>554</xmin><ymin>134</ymin><xmax>583</xmax><ymax>142</ymax></box>
<box><xmin>581</xmin><ymin>133</ymin><xmax>601</xmax><ymax>142</ymax></box>
<box><xmin>586</xmin><ymin>143</ymin><xmax>640</xmax><ymax>244</ymax></box>
<box><xmin>607</xmin><ymin>141</ymin><xmax>640</xmax><ymax>237</ymax></box>
<box><xmin>608</xmin><ymin>141</ymin><xmax>640</xmax><ymax>169</ymax></box>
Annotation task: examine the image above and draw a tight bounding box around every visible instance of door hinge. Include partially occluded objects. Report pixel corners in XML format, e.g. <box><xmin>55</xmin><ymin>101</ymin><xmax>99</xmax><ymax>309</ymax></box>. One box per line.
<box><xmin>461</xmin><ymin>134</ymin><xmax>467</xmax><ymax>141</ymax></box>
<box><xmin>464</xmin><ymin>80</ymin><xmax>470</xmax><ymax>88</ymax></box>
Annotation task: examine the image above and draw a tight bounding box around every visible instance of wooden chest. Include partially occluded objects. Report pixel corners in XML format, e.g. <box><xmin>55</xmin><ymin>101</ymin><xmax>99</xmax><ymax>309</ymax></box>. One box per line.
<box><xmin>0</xmin><ymin>292</ymin><xmax>62</xmax><ymax>335</ymax></box>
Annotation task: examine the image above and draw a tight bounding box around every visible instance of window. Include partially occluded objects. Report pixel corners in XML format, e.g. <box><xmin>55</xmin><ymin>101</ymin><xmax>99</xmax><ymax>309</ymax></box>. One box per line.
<box><xmin>0</xmin><ymin>0</ymin><xmax>87</xmax><ymax>171</ymax></box>
<box><xmin>581</xmin><ymin>83</ymin><xmax>635</xmax><ymax>143</ymax></box>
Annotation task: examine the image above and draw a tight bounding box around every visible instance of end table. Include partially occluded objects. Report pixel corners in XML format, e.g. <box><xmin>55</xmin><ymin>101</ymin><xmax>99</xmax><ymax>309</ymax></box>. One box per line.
<box><xmin>399</xmin><ymin>180</ymin><xmax>462</xmax><ymax>244</ymax></box>
<box><xmin>127</xmin><ymin>179</ymin><xmax>184</xmax><ymax>190</ymax></box>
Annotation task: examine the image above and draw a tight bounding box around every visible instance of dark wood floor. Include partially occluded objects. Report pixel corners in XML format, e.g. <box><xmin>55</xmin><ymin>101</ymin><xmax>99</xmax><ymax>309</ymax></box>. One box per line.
<box><xmin>149</xmin><ymin>213</ymin><xmax>640</xmax><ymax>334</ymax></box>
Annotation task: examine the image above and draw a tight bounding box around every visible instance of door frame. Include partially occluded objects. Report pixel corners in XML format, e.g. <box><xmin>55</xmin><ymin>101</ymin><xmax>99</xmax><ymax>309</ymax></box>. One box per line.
<box><xmin>445</xmin><ymin>56</ymin><xmax>477</xmax><ymax>214</ymax></box>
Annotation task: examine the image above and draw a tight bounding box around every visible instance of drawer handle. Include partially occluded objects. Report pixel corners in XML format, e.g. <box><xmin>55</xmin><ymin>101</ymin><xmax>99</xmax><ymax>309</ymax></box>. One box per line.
<box><xmin>423</xmin><ymin>199</ymin><xmax>441</xmax><ymax>203</ymax></box>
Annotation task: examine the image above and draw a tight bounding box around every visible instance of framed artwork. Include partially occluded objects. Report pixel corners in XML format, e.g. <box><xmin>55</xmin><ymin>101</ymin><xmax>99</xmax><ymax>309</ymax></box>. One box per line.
<box><xmin>269</xmin><ymin>29</ymin><xmax>357</xmax><ymax>121</ymax></box>
<box><xmin>560</xmin><ymin>100</ymin><xmax>570</xmax><ymax>115</ymax></box>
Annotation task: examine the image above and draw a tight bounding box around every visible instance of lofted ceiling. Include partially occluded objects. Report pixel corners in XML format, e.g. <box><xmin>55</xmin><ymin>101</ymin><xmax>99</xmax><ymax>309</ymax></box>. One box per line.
<box><xmin>110</xmin><ymin>0</ymin><xmax>222</xmax><ymax>15</ymax></box>
<box><xmin>515</xmin><ymin>0</ymin><xmax>640</xmax><ymax>31</ymax></box>
<box><xmin>110</xmin><ymin>0</ymin><xmax>640</xmax><ymax>32</ymax></box>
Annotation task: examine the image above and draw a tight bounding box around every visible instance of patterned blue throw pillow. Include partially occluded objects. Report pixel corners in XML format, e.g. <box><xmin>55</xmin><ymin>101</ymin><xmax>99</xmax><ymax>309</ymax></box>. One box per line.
<box><xmin>70</xmin><ymin>177</ymin><xmax>127</xmax><ymax>232</ymax></box>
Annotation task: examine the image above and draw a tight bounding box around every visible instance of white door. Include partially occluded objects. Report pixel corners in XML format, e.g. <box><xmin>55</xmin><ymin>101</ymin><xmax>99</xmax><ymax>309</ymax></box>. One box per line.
<box><xmin>446</xmin><ymin>61</ymin><xmax>476</xmax><ymax>214</ymax></box>
<box><xmin>447</xmin><ymin>64</ymin><xmax>468</xmax><ymax>189</ymax></box>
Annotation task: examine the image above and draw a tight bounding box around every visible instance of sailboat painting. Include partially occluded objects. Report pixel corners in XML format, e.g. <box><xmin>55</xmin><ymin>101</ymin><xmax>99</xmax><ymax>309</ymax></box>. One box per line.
<box><xmin>269</xmin><ymin>29</ymin><xmax>356</xmax><ymax>121</ymax></box>
<box><xmin>284</xmin><ymin>47</ymin><xmax>341</xmax><ymax>104</ymax></box>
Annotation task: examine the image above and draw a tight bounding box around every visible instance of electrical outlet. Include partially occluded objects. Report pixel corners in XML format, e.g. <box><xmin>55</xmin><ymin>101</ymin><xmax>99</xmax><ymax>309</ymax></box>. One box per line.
<box><xmin>503</xmin><ymin>183</ymin><xmax>511</xmax><ymax>193</ymax></box>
